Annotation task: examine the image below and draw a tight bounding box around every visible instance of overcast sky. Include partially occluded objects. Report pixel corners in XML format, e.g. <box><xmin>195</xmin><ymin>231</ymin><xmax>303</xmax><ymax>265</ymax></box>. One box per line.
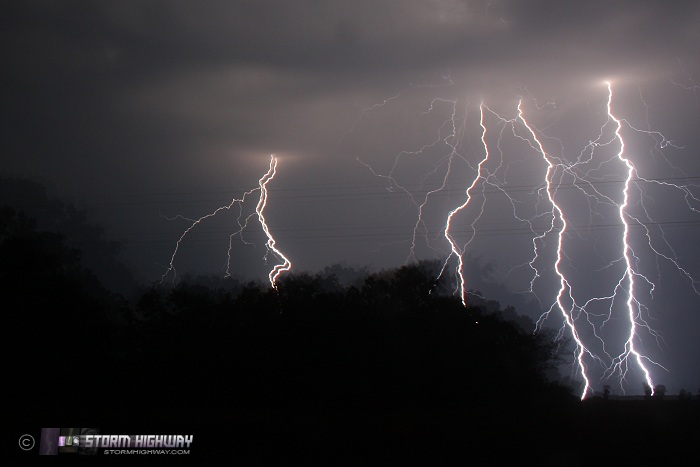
<box><xmin>3</xmin><ymin>1</ymin><xmax>699</xmax><ymax>395</ymax></box>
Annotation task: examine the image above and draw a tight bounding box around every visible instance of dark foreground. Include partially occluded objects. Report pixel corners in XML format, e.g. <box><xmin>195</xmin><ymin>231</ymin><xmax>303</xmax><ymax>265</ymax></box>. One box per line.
<box><xmin>12</xmin><ymin>395</ymin><xmax>700</xmax><ymax>464</ymax></box>
<box><xmin>3</xmin><ymin>211</ymin><xmax>698</xmax><ymax>464</ymax></box>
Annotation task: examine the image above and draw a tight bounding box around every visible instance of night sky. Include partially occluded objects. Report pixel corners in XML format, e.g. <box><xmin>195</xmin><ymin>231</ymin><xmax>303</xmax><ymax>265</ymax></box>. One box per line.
<box><xmin>3</xmin><ymin>1</ymin><xmax>699</xmax><ymax>395</ymax></box>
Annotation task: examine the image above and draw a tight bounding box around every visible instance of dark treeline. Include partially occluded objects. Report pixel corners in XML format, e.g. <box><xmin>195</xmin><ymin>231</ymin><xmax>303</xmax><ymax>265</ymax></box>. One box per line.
<box><xmin>0</xmin><ymin>178</ymin><xmax>136</xmax><ymax>294</ymax></box>
<box><xmin>4</xmin><ymin>197</ymin><xmax>699</xmax><ymax>463</ymax></box>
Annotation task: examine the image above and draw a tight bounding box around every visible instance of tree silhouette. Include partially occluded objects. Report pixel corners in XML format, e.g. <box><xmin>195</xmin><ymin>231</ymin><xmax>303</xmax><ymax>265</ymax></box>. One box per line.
<box><xmin>654</xmin><ymin>384</ymin><xmax>667</xmax><ymax>400</ymax></box>
<box><xmin>3</xmin><ymin>206</ymin><xmax>125</xmax><ymax>423</ymax></box>
<box><xmin>0</xmin><ymin>178</ymin><xmax>136</xmax><ymax>294</ymax></box>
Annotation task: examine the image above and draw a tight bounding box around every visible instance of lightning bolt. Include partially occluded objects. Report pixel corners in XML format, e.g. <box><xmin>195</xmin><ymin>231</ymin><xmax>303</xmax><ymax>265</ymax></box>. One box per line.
<box><xmin>598</xmin><ymin>81</ymin><xmax>672</xmax><ymax>394</ymax></box>
<box><xmin>516</xmin><ymin>101</ymin><xmax>594</xmax><ymax>399</ymax></box>
<box><xmin>256</xmin><ymin>156</ymin><xmax>292</xmax><ymax>288</ymax></box>
<box><xmin>442</xmin><ymin>103</ymin><xmax>490</xmax><ymax>306</ymax></box>
<box><xmin>161</xmin><ymin>155</ymin><xmax>291</xmax><ymax>288</ymax></box>
<box><xmin>356</xmin><ymin>77</ymin><xmax>699</xmax><ymax>399</ymax></box>
<box><xmin>514</xmin><ymin>82</ymin><xmax>698</xmax><ymax>398</ymax></box>
<box><xmin>604</xmin><ymin>81</ymin><xmax>656</xmax><ymax>391</ymax></box>
<box><xmin>357</xmin><ymin>95</ymin><xmax>466</xmax><ymax>266</ymax></box>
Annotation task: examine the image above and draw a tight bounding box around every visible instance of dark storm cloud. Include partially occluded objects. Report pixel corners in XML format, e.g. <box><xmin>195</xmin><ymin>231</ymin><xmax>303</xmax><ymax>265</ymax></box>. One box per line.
<box><xmin>91</xmin><ymin>1</ymin><xmax>697</xmax><ymax>76</ymax></box>
<box><xmin>3</xmin><ymin>0</ymin><xmax>698</xmax><ymax>249</ymax></box>
<box><xmin>4</xmin><ymin>1</ymin><xmax>696</xmax><ymax>133</ymax></box>
<box><xmin>98</xmin><ymin>1</ymin><xmax>696</xmax><ymax>73</ymax></box>
<box><xmin>5</xmin><ymin>1</ymin><xmax>698</xmax><ymax>84</ymax></box>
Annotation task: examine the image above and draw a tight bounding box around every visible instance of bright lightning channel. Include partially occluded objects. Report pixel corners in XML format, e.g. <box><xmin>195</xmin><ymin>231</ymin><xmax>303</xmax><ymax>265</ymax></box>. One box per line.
<box><xmin>357</xmin><ymin>78</ymin><xmax>699</xmax><ymax>398</ymax></box>
<box><xmin>161</xmin><ymin>155</ymin><xmax>291</xmax><ymax>288</ymax></box>
<box><xmin>516</xmin><ymin>101</ymin><xmax>593</xmax><ymax>399</ymax></box>
<box><xmin>256</xmin><ymin>156</ymin><xmax>292</xmax><ymax>288</ymax></box>
<box><xmin>442</xmin><ymin>103</ymin><xmax>489</xmax><ymax>307</ymax></box>
<box><xmin>601</xmin><ymin>81</ymin><xmax>657</xmax><ymax>394</ymax></box>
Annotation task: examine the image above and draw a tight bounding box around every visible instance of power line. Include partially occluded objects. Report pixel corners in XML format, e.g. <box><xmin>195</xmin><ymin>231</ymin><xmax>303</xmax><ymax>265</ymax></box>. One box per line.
<box><xmin>12</xmin><ymin>174</ymin><xmax>700</xmax><ymax>209</ymax></box>
<box><xmin>89</xmin><ymin>218</ymin><xmax>700</xmax><ymax>246</ymax></box>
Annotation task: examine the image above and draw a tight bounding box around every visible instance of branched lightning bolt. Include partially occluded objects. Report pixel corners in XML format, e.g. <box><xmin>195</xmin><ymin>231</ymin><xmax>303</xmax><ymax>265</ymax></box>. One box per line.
<box><xmin>522</xmin><ymin>82</ymin><xmax>698</xmax><ymax>397</ymax></box>
<box><xmin>160</xmin><ymin>190</ymin><xmax>259</xmax><ymax>283</ymax></box>
<box><xmin>357</xmin><ymin>96</ymin><xmax>467</xmax><ymax>264</ymax></box>
<box><xmin>598</xmin><ymin>82</ymin><xmax>668</xmax><ymax>393</ymax></box>
<box><xmin>516</xmin><ymin>101</ymin><xmax>594</xmax><ymax>399</ymax></box>
<box><xmin>357</xmin><ymin>78</ymin><xmax>699</xmax><ymax>398</ymax></box>
<box><xmin>161</xmin><ymin>155</ymin><xmax>291</xmax><ymax>288</ymax></box>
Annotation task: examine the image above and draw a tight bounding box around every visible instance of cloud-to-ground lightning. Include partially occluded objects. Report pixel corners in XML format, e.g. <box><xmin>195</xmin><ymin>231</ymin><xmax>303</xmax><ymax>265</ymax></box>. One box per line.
<box><xmin>357</xmin><ymin>78</ymin><xmax>700</xmax><ymax>398</ymax></box>
<box><xmin>600</xmin><ymin>81</ymin><xmax>657</xmax><ymax>394</ymax></box>
<box><xmin>256</xmin><ymin>156</ymin><xmax>292</xmax><ymax>288</ymax></box>
<box><xmin>516</xmin><ymin>100</ymin><xmax>594</xmax><ymax>399</ymax></box>
<box><xmin>161</xmin><ymin>155</ymin><xmax>291</xmax><ymax>288</ymax></box>
<box><xmin>441</xmin><ymin>103</ymin><xmax>490</xmax><ymax>307</ymax></box>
